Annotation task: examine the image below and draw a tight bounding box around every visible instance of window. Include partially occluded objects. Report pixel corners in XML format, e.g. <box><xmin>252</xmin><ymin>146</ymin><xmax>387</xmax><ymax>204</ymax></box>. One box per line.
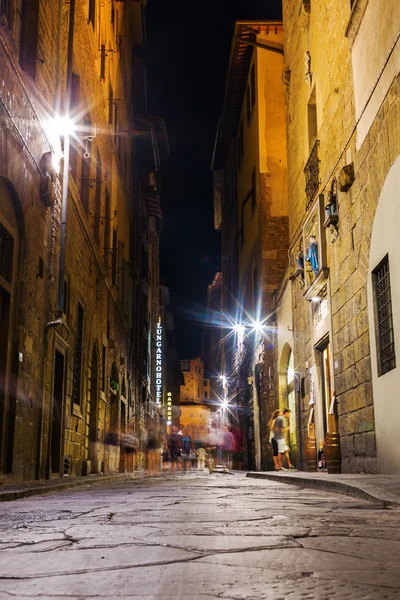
<box><xmin>104</xmin><ymin>189</ymin><xmax>111</xmax><ymax>267</ymax></box>
<box><xmin>0</xmin><ymin>223</ymin><xmax>14</xmax><ymax>284</ymax></box>
<box><xmin>246</xmin><ymin>85</ymin><xmax>251</xmax><ymax>126</ymax></box>
<box><xmin>19</xmin><ymin>0</ymin><xmax>40</xmax><ymax>79</ymax></box>
<box><xmin>80</xmin><ymin>117</ymin><xmax>92</xmax><ymax>214</ymax></box>
<box><xmin>250</xmin><ymin>63</ymin><xmax>256</xmax><ymax>108</ymax></box>
<box><xmin>180</xmin><ymin>360</ymin><xmax>190</xmax><ymax>372</ymax></box>
<box><xmin>111</xmin><ymin>0</ymin><xmax>115</xmax><ymax>27</ymax></box>
<box><xmin>69</xmin><ymin>73</ymin><xmax>80</xmax><ymax>180</ymax></box>
<box><xmin>113</xmin><ymin>101</ymin><xmax>119</xmax><ymax>143</ymax></box>
<box><xmin>112</xmin><ymin>228</ymin><xmax>118</xmax><ymax>286</ymax></box>
<box><xmin>251</xmin><ymin>168</ymin><xmax>256</xmax><ymax>212</ymax></box>
<box><xmin>253</xmin><ymin>265</ymin><xmax>259</xmax><ymax>312</ymax></box>
<box><xmin>204</xmin><ymin>391</ymin><xmax>208</xmax><ymax>399</ymax></box>
<box><xmin>101</xmin><ymin>344</ymin><xmax>106</xmax><ymax>391</ymax></box>
<box><xmin>62</xmin><ymin>277</ymin><xmax>69</xmax><ymax>320</ymax></box>
<box><xmin>108</xmin><ymin>86</ymin><xmax>114</xmax><ymax>125</ymax></box>
<box><xmin>373</xmin><ymin>255</ymin><xmax>396</xmax><ymax>376</ymax></box>
<box><xmin>88</xmin><ymin>0</ymin><xmax>95</xmax><ymax>25</ymax></box>
<box><xmin>307</xmin><ymin>87</ymin><xmax>318</xmax><ymax>153</ymax></box>
<box><xmin>237</xmin><ymin>121</ymin><xmax>244</xmax><ymax>168</ymax></box>
<box><xmin>117</xmin><ymin>240</ymin><xmax>124</xmax><ymax>292</ymax></box>
<box><xmin>1</xmin><ymin>0</ymin><xmax>13</xmax><ymax>25</ymax></box>
<box><xmin>100</xmin><ymin>45</ymin><xmax>106</xmax><ymax>80</ymax></box>
<box><xmin>240</xmin><ymin>206</ymin><xmax>244</xmax><ymax>247</ymax></box>
<box><xmin>72</xmin><ymin>303</ymin><xmax>84</xmax><ymax>407</ymax></box>
<box><xmin>94</xmin><ymin>150</ymin><xmax>102</xmax><ymax>245</ymax></box>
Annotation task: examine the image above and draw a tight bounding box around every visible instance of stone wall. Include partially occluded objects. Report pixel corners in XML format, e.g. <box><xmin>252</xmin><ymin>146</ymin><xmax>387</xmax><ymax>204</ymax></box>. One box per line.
<box><xmin>0</xmin><ymin>0</ymin><xmax>142</xmax><ymax>481</ymax></box>
<box><xmin>282</xmin><ymin>0</ymin><xmax>399</xmax><ymax>473</ymax></box>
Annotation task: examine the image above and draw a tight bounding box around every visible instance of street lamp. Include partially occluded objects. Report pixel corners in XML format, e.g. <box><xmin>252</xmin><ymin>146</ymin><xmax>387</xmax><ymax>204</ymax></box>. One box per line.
<box><xmin>253</xmin><ymin>320</ymin><xmax>264</xmax><ymax>334</ymax></box>
<box><xmin>233</xmin><ymin>323</ymin><xmax>245</xmax><ymax>335</ymax></box>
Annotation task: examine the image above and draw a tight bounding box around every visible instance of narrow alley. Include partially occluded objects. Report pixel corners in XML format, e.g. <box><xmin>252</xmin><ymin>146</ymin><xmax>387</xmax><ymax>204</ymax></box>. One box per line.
<box><xmin>1</xmin><ymin>474</ymin><xmax>400</xmax><ymax>599</ymax></box>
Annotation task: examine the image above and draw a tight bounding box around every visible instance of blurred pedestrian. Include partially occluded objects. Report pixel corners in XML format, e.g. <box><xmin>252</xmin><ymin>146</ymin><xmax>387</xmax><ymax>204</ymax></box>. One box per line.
<box><xmin>189</xmin><ymin>448</ymin><xmax>196</xmax><ymax>469</ymax></box>
<box><xmin>282</xmin><ymin>408</ymin><xmax>295</xmax><ymax>469</ymax></box>
<box><xmin>222</xmin><ymin>424</ymin><xmax>234</xmax><ymax>471</ymax></box>
<box><xmin>168</xmin><ymin>426</ymin><xmax>181</xmax><ymax>471</ymax></box>
<box><xmin>181</xmin><ymin>428</ymin><xmax>192</xmax><ymax>471</ymax></box>
<box><xmin>196</xmin><ymin>446</ymin><xmax>207</xmax><ymax>471</ymax></box>
<box><xmin>205</xmin><ymin>426</ymin><xmax>220</xmax><ymax>473</ymax></box>
<box><xmin>268</xmin><ymin>410</ymin><xmax>283</xmax><ymax>471</ymax></box>
<box><xmin>146</xmin><ymin>425</ymin><xmax>160</xmax><ymax>475</ymax></box>
<box><xmin>230</xmin><ymin>424</ymin><xmax>244</xmax><ymax>470</ymax></box>
<box><xmin>271</xmin><ymin>410</ymin><xmax>290</xmax><ymax>471</ymax></box>
<box><xmin>120</xmin><ymin>432</ymin><xmax>139</xmax><ymax>472</ymax></box>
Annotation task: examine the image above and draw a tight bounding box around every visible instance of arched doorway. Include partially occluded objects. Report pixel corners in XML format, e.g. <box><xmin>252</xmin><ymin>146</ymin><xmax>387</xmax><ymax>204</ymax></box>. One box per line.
<box><xmin>0</xmin><ymin>179</ymin><xmax>22</xmax><ymax>474</ymax></box>
<box><xmin>89</xmin><ymin>344</ymin><xmax>99</xmax><ymax>467</ymax></box>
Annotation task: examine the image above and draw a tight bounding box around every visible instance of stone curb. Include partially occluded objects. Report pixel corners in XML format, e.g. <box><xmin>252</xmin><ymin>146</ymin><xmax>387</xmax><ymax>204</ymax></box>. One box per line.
<box><xmin>246</xmin><ymin>472</ymin><xmax>399</xmax><ymax>506</ymax></box>
<box><xmin>0</xmin><ymin>473</ymin><xmax>146</xmax><ymax>503</ymax></box>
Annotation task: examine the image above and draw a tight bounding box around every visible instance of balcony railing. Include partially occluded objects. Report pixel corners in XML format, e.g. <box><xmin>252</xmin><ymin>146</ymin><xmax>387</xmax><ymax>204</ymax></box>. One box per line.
<box><xmin>304</xmin><ymin>139</ymin><xmax>320</xmax><ymax>210</ymax></box>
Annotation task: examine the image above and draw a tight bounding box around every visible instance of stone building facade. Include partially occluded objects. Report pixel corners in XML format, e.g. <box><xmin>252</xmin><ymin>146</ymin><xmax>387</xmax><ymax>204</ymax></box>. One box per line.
<box><xmin>280</xmin><ymin>0</ymin><xmax>399</xmax><ymax>474</ymax></box>
<box><xmin>179</xmin><ymin>357</ymin><xmax>208</xmax><ymax>404</ymax></box>
<box><xmin>213</xmin><ymin>2</ymin><xmax>399</xmax><ymax>475</ymax></box>
<box><xmin>212</xmin><ymin>21</ymin><xmax>289</xmax><ymax>470</ymax></box>
<box><xmin>0</xmin><ymin>0</ymin><xmax>167</xmax><ymax>481</ymax></box>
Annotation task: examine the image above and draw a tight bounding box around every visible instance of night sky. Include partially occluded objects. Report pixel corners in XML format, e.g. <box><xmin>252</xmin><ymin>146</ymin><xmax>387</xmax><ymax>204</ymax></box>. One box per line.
<box><xmin>146</xmin><ymin>0</ymin><xmax>282</xmax><ymax>359</ymax></box>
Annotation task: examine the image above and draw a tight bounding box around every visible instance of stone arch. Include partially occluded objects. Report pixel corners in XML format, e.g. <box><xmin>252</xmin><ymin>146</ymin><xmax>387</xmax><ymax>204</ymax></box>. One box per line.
<box><xmin>0</xmin><ymin>178</ymin><xmax>25</xmax><ymax>474</ymax></box>
<box><xmin>367</xmin><ymin>155</ymin><xmax>400</xmax><ymax>474</ymax></box>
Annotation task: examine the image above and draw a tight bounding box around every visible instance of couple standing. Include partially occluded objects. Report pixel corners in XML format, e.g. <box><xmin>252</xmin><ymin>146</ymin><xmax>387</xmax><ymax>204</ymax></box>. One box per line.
<box><xmin>269</xmin><ymin>408</ymin><xmax>295</xmax><ymax>471</ymax></box>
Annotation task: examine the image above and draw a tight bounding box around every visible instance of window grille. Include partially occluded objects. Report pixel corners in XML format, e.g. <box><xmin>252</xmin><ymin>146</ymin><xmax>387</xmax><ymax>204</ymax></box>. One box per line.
<box><xmin>304</xmin><ymin>139</ymin><xmax>320</xmax><ymax>210</ymax></box>
<box><xmin>374</xmin><ymin>255</ymin><xmax>396</xmax><ymax>376</ymax></box>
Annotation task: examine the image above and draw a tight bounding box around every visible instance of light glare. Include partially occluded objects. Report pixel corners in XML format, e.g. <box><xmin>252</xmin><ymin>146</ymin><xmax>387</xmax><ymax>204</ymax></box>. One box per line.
<box><xmin>53</xmin><ymin>114</ymin><xmax>76</xmax><ymax>138</ymax></box>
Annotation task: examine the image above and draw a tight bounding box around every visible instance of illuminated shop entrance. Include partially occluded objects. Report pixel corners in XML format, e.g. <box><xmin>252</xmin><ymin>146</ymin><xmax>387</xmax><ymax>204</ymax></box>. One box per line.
<box><xmin>316</xmin><ymin>340</ymin><xmax>332</xmax><ymax>437</ymax></box>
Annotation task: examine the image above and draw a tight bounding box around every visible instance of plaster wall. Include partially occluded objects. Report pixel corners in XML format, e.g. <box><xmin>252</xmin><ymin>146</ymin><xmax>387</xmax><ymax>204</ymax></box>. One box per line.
<box><xmin>257</xmin><ymin>30</ymin><xmax>287</xmax><ymax>218</ymax></box>
<box><xmin>351</xmin><ymin>0</ymin><xmax>400</xmax><ymax>148</ymax></box>
<box><xmin>367</xmin><ymin>156</ymin><xmax>400</xmax><ymax>474</ymax></box>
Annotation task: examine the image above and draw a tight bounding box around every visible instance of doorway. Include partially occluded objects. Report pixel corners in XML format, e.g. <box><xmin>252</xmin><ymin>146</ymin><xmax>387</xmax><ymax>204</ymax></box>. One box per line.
<box><xmin>89</xmin><ymin>345</ymin><xmax>99</xmax><ymax>462</ymax></box>
<box><xmin>50</xmin><ymin>350</ymin><xmax>65</xmax><ymax>475</ymax></box>
<box><xmin>286</xmin><ymin>351</ymin><xmax>297</xmax><ymax>448</ymax></box>
<box><xmin>119</xmin><ymin>401</ymin><xmax>126</xmax><ymax>473</ymax></box>
<box><xmin>0</xmin><ymin>288</ymin><xmax>11</xmax><ymax>448</ymax></box>
<box><xmin>317</xmin><ymin>341</ymin><xmax>332</xmax><ymax>436</ymax></box>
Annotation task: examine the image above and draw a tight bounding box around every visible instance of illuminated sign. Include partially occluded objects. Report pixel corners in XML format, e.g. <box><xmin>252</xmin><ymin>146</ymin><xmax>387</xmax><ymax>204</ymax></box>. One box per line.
<box><xmin>155</xmin><ymin>318</ymin><xmax>162</xmax><ymax>404</ymax></box>
<box><xmin>167</xmin><ymin>391</ymin><xmax>172</xmax><ymax>424</ymax></box>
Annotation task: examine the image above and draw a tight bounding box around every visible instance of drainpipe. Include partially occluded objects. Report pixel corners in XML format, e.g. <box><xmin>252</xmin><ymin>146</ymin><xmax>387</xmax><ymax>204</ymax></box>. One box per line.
<box><xmin>38</xmin><ymin>318</ymin><xmax>63</xmax><ymax>479</ymax></box>
<box><xmin>58</xmin><ymin>0</ymin><xmax>75</xmax><ymax>312</ymax></box>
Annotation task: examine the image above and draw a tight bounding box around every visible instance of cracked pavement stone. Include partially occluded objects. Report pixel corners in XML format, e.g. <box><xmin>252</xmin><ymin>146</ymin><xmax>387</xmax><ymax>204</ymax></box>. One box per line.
<box><xmin>0</xmin><ymin>473</ymin><xmax>400</xmax><ymax>599</ymax></box>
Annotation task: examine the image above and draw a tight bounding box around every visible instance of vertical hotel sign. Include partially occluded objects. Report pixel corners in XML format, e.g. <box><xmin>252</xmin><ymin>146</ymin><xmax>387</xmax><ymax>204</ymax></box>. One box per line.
<box><xmin>156</xmin><ymin>317</ymin><xmax>163</xmax><ymax>404</ymax></box>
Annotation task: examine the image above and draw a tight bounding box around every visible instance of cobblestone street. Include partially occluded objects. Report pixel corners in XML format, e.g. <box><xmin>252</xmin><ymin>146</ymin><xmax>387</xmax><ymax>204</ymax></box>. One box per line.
<box><xmin>1</xmin><ymin>472</ymin><xmax>400</xmax><ymax>599</ymax></box>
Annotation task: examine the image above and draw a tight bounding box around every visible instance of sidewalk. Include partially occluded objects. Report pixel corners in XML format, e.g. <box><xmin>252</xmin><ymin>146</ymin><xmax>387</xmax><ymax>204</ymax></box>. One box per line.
<box><xmin>246</xmin><ymin>471</ymin><xmax>400</xmax><ymax>506</ymax></box>
<box><xmin>0</xmin><ymin>472</ymin><xmax>146</xmax><ymax>502</ymax></box>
